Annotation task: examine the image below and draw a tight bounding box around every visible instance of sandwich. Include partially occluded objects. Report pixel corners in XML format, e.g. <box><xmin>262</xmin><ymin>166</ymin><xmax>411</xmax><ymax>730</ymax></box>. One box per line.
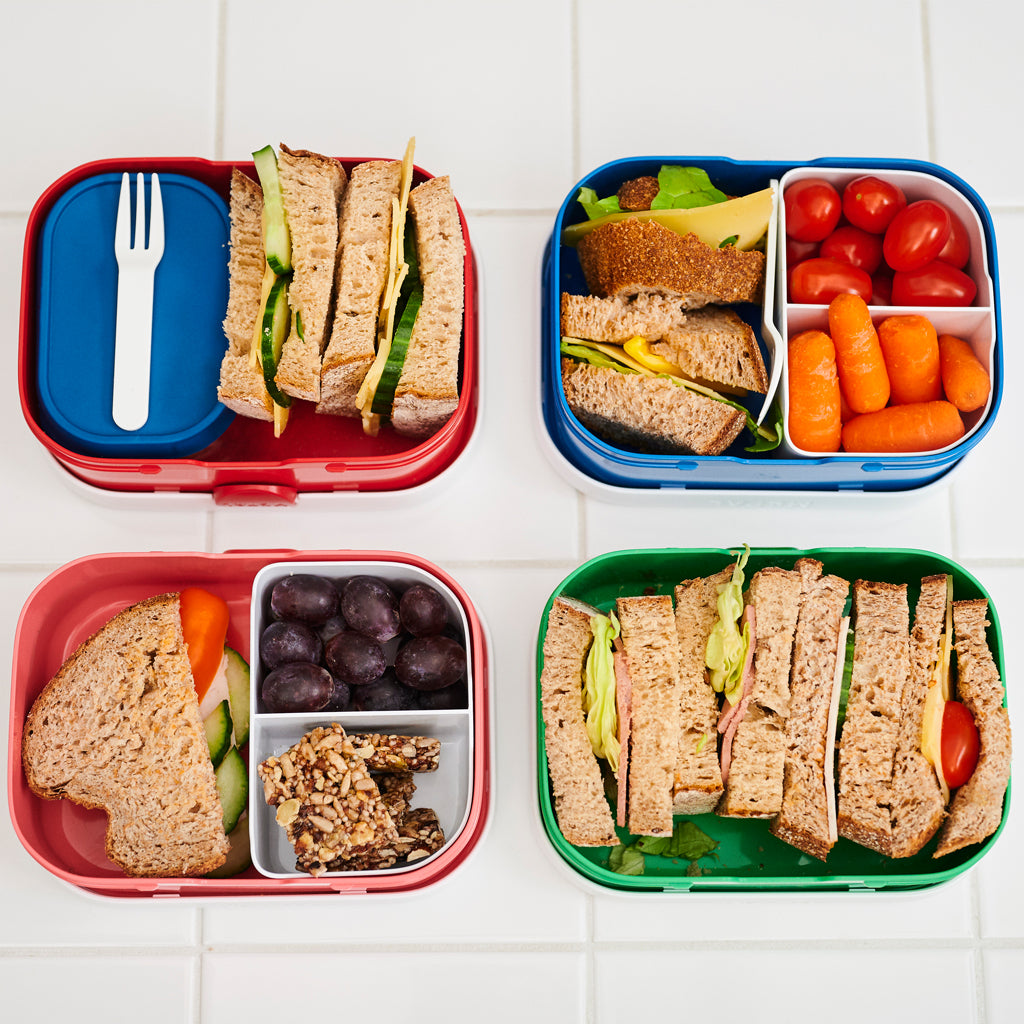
<box><xmin>21</xmin><ymin>594</ymin><xmax>231</xmax><ymax>877</ymax></box>
<box><xmin>217</xmin><ymin>140</ymin><xmax>465</xmax><ymax>440</ymax></box>
<box><xmin>558</xmin><ymin>166</ymin><xmax>779</xmax><ymax>456</ymax></box>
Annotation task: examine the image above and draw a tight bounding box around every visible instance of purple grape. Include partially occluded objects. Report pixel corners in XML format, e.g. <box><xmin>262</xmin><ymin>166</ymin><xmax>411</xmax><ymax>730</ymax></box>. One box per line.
<box><xmin>417</xmin><ymin>680</ymin><xmax>468</xmax><ymax>710</ymax></box>
<box><xmin>324</xmin><ymin>630</ymin><xmax>387</xmax><ymax>686</ymax></box>
<box><xmin>262</xmin><ymin>662</ymin><xmax>333</xmax><ymax>712</ymax></box>
<box><xmin>399</xmin><ymin>583</ymin><xmax>449</xmax><ymax>637</ymax></box>
<box><xmin>318</xmin><ymin>613</ymin><xmax>348</xmax><ymax>645</ymax></box>
<box><xmin>270</xmin><ymin>574</ymin><xmax>339</xmax><ymax>627</ymax></box>
<box><xmin>350</xmin><ymin>671</ymin><xmax>419</xmax><ymax>712</ymax></box>
<box><xmin>341</xmin><ymin>576</ymin><xmax>401</xmax><ymax>642</ymax></box>
<box><xmin>394</xmin><ymin>635</ymin><xmax>467</xmax><ymax>691</ymax></box>
<box><xmin>328</xmin><ymin>674</ymin><xmax>352</xmax><ymax>712</ymax></box>
<box><xmin>259</xmin><ymin>620</ymin><xmax>323</xmax><ymax>670</ymax></box>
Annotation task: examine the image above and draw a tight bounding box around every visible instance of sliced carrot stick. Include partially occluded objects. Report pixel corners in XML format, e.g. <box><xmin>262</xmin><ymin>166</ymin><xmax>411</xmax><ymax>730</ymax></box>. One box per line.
<box><xmin>841</xmin><ymin>401</ymin><xmax>965</xmax><ymax>453</ymax></box>
<box><xmin>179</xmin><ymin>587</ymin><xmax>230</xmax><ymax>700</ymax></box>
<box><xmin>939</xmin><ymin>334</ymin><xmax>990</xmax><ymax>413</ymax></box>
<box><xmin>877</xmin><ymin>314</ymin><xmax>942</xmax><ymax>404</ymax></box>
<box><xmin>787</xmin><ymin>329</ymin><xmax>842</xmax><ymax>453</ymax></box>
<box><xmin>828</xmin><ymin>294</ymin><xmax>889</xmax><ymax>414</ymax></box>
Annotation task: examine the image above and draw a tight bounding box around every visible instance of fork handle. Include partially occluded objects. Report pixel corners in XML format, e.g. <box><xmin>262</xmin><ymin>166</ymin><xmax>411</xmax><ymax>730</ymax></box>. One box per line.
<box><xmin>112</xmin><ymin>264</ymin><xmax>156</xmax><ymax>431</ymax></box>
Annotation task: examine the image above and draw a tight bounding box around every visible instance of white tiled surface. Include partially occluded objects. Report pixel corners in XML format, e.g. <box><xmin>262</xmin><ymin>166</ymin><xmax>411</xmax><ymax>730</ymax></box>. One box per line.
<box><xmin>1</xmin><ymin>2</ymin><xmax>1022</xmax><ymax>1022</ymax></box>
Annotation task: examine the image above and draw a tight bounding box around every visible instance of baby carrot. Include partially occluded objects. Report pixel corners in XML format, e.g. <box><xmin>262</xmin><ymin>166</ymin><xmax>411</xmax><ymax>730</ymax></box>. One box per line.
<box><xmin>877</xmin><ymin>315</ymin><xmax>942</xmax><ymax>404</ymax></box>
<box><xmin>939</xmin><ymin>334</ymin><xmax>990</xmax><ymax>413</ymax></box>
<box><xmin>842</xmin><ymin>401</ymin><xmax>965</xmax><ymax>453</ymax></box>
<box><xmin>827</xmin><ymin>293</ymin><xmax>890</xmax><ymax>413</ymax></box>
<box><xmin>787</xmin><ymin>329</ymin><xmax>842</xmax><ymax>452</ymax></box>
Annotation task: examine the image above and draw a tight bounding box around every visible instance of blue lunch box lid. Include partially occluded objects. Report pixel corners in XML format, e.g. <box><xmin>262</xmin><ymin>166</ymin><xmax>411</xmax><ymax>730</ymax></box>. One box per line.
<box><xmin>35</xmin><ymin>171</ymin><xmax>235</xmax><ymax>458</ymax></box>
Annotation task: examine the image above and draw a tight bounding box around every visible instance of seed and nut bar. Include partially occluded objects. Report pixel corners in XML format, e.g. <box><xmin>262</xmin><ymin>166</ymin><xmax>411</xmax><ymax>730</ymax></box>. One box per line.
<box><xmin>348</xmin><ymin>733</ymin><xmax>441</xmax><ymax>773</ymax></box>
<box><xmin>257</xmin><ymin>724</ymin><xmax>398</xmax><ymax>876</ymax></box>
<box><xmin>377</xmin><ymin>772</ymin><xmax>417</xmax><ymax>818</ymax></box>
<box><xmin>326</xmin><ymin>806</ymin><xmax>446</xmax><ymax>872</ymax></box>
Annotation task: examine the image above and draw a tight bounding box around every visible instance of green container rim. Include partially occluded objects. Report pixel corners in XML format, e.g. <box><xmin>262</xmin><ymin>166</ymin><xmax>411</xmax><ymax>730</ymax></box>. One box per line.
<box><xmin>535</xmin><ymin>546</ymin><xmax>1010</xmax><ymax>893</ymax></box>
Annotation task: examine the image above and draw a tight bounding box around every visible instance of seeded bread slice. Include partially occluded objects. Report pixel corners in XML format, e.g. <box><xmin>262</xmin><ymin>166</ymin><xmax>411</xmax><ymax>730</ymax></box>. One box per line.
<box><xmin>21</xmin><ymin>594</ymin><xmax>229</xmax><ymax>878</ymax></box>
<box><xmin>560</xmin><ymin>292</ymin><xmax>689</xmax><ymax>344</ymax></box>
<box><xmin>391</xmin><ymin>175</ymin><xmax>466</xmax><ymax>438</ymax></box>
<box><xmin>934</xmin><ymin>600</ymin><xmax>1011</xmax><ymax>857</ymax></box>
<box><xmin>217</xmin><ymin>169</ymin><xmax>273</xmax><ymax>420</ymax></box>
<box><xmin>319</xmin><ymin>160</ymin><xmax>402</xmax><ymax>415</ymax></box>
<box><xmin>540</xmin><ymin>597</ymin><xmax>619</xmax><ymax>847</ymax></box>
<box><xmin>561</xmin><ymin>359</ymin><xmax>745</xmax><ymax>456</ymax></box>
<box><xmin>273</xmin><ymin>146</ymin><xmax>347</xmax><ymax>403</ymax></box>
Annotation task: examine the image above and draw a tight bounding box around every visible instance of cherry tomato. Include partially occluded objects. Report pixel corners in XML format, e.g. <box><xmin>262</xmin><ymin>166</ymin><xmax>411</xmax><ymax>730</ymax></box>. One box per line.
<box><xmin>936</xmin><ymin>210</ymin><xmax>971</xmax><ymax>269</ymax></box>
<box><xmin>941</xmin><ymin>700</ymin><xmax>980</xmax><ymax>789</ymax></box>
<box><xmin>872</xmin><ymin>270</ymin><xmax>893</xmax><ymax>306</ymax></box>
<box><xmin>785</xmin><ymin>178</ymin><xmax>842</xmax><ymax>242</ymax></box>
<box><xmin>883</xmin><ymin>200</ymin><xmax>952</xmax><ymax>272</ymax></box>
<box><xmin>789</xmin><ymin>257</ymin><xmax>872</xmax><ymax>304</ymax></box>
<box><xmin>891</xmin><ymin>261</ymin><xmax>977</xmax><ymax>307</ymax></box>
<box><xmin>842</xmin><ymin>175</ymin><xmax>907</xmax><ymax>234</ymax></box>
<box><xmin>179</xmin><ymin>587</ymin><xmax>230</xmax><ymax>700</ymax></box>
<box><xmin>820</xmin><ymin>225</ymin><xmax>884</xmax><ymax>274</ymax></box>
<box><xmin>786</xmin><ymin>237</ymin><xmax>819</xmax><ymax>267</ymax></box>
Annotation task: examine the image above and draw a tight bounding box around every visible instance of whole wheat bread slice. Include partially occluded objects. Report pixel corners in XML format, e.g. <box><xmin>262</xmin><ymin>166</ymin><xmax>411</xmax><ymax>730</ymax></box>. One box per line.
<box><xmin>217</xmin><ymin>168</ymin><xmax>273</xmax><ymax>420</ymax></box>
<box><xmin>22</xmin><ymin>594</ymin><xmax>229</xmax><ymax>877</ymax></box>
<box><xmin>561</xmin><ymin>359</ymin><xmax>745</xmax><ymax>457</ymax></box>
<box><xmin>319</xmin><ymin>160</ymin><xmax>402</xmax><ymax>416</ymax></box>
<box><xmin>560</xmin><ymin>292</ymin><xmax>689</xmax><ymax>343</ymax></box>
<box><xmin>934</xmin><ymin>599</ymin><xmax>1011</xmax><ymax>856</ymax></box>
<box><xmin>617</xmin><ymin>595</ymin><xmax>681</xmax><ymax>837</ymax></box>
<box><xmin>391</xmin><ymin>175</ymin><xmax>466</xmax><ymax>438</ymax></box>
<box><xmin>540</xmin><ymin>597</ymin><xmax>619</xmax><ymax>847</ymax></box>
<box><xmin>273</xmin><ymin>146</ymin><xmax>347</xmax><ymax>403</ymax></box>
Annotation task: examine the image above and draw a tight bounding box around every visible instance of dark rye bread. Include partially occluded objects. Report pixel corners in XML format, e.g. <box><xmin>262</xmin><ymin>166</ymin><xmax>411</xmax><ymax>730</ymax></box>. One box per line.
<box><xmin>617</xmin><ymin>595</ymin><xmax>681</xmax><ymax>837</ymax></box>
<box><xmin>718</xmin><ymin>566</ymin><xmax>803</xmax><ymax>818</ymax></box>
<box><xmin>889</xmin><ymin>575</ymin><xmax>948</xmax><ymax>858</ymax></box>
<box><xmin>21</xmin><ymin>594</ymin><xmax>229</xmax><ymax>877</ymax></box>
<box><xmin>671</xmin><ymin>568</ymin><xmax>730</xmax><ymax>814</ymax></box>
<box><xmin>770</xmin><ymin>560</ymin><xmax>849</xmax><ymax>861</ymax></box>
<box><xmin>935</xmin><ymin>599</ymin><xmax>1011</xmax><ymax>857</ymax></box>
<box><xmin>561</xmin><ymin>359</ymin><xmax>745</xmax><ymax>457</ymax></box>
<box><xmin>836</xmin><ymin>581</ymin><xmax>910</xmax><ymax>856</ymax></box>
<box><xmin>576</xmin><ymin>219</ymin><xmax>765</xmax><ymax>307</ymax></box>
<box><xmin>540</xmin><ymin>597</ymin><xmax>619</xmax><ymax>847</ymax></box>
<box><xmin>560</xmin><ymin>292</ymin><xmax>689</xmax><ymax>343</ymax></box>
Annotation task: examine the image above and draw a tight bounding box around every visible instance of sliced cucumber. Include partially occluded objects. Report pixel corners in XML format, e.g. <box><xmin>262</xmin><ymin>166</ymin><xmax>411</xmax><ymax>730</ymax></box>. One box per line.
<box><xmin>215</xmin><ymin>745</ymin><xmax>248</xmax><ymax>835</ymax></box>
<box><xmin>224</xmin><ymin>646</ymin><xmax>251</xmax><ymax>748</ymax></box>
<box><xmin>260</xmin><ymin>274</ymin><xmax>293</xmax><ymax>408</ymax></box>
<box><xmin>251</xmin><ymin>145</ymin><xmax>292</xmax><ymax>274</ymax></box>
<box><xmin>371</xmin><ymin>283</ymin><xmax>423</xmax><ymax>415</ymax></box>
<box><xmin>203</xmin><ymin>699</ymin><xmax>232</xmax><ymax>769</ymax></box>
<box><xmin>206</xmin><ymin>816</ymin><xmax>252</xmax><ymax>878</ymax></box>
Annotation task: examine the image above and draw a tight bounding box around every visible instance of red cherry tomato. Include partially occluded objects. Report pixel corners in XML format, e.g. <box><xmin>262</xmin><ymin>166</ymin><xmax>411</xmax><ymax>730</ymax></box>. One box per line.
<box><xmin>786</xmin><ymin>237</ymin><xmax>819</xmax><ymax>267</ymax></box>
<box><xmin>842</xmin><ymin>175</ymin><xmax>907</xmax><ymax>234</ymax></box>
<box><xmin>872</xmin><ymin>270</ymin><xmax>893</xmax><ymax>306</ymax></box>
<box><xmin>820</xmin><ymin>225</ymin><xmax>884</xmax><ymax>274</ymax></box>
<box><xmin>785</xmin><ymin>178</ymin><xmax>842</xmax><ymax>242</ymax></box>
<box><xmin>891</xmin><ymin>261</ymin><xmax>977</xmax><ymax>307</ymax></box>
<box><xmin>936</xmin><ymin>210</ymin><xmax>971</xmax><ymax>269</ymax></box>
<box><xmin>941</xmin><ymin>701</ymin><xmax>980</xmax><ymax>789</ymax></box>
<box><xmin>789</xmin><ymin>257</ymin><xmax>872</xmax><ymax>304</ymax></box>
<box><xmin>883</xmin><ymin>200</ymin><xmax>952</xmax><ymax>272</ymax></box>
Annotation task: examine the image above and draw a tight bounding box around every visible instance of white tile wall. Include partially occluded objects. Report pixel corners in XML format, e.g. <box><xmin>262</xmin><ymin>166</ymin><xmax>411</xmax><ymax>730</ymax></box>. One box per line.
<box><xmin>3</xmin><ymin>1</ymin><xmax>1022</xmax><ymax>1021</ymax></box>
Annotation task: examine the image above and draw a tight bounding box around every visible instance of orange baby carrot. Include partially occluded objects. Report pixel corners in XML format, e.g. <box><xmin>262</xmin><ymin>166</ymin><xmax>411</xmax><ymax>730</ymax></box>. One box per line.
<box><xmin>841</xmin><ymin>401</ymin><xmax>965</xmax><ymax>453</ymax></box>
<box><xmin>877</xmin><ymin>315</ymin><xmax>942</xmax><ymax>405</ymax></box>
<box><xmin>939</xmin><ymin>334</ymin><xmax>990</xmax><ymax>413</ymax></box>
<box><xmin>787</xmin><ymin>329</ymin><xmax>842</xmax><ymax>452</ymax></box>
<box><xmin>827</xmin><ymin>293</ymin><xmax>889</xmax><ymax>413</ymax></box>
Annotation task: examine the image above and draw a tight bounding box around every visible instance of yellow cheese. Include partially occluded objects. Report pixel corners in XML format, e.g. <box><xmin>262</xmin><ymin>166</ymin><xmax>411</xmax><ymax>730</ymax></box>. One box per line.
<box><xmin>561</xmin><ymin>186</ymin><xmax>774</xmax><ymax>251</ymax></box>
<box><xmin>272</xmin><ymin>400</ymin><xmax>289</xmax><ymax>439</ymax></box>
<box><xmin>920</xmin><ymin>575</ymin><xmax>954</xmax><ymax>803</ymax></box>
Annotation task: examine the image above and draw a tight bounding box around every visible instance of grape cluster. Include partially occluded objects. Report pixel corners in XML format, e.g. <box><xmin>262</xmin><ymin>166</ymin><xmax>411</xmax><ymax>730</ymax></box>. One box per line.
<box><xmin>259</xmin><ymin>573</ymin><xmax>468</xmax><ymax>714</ymax></box>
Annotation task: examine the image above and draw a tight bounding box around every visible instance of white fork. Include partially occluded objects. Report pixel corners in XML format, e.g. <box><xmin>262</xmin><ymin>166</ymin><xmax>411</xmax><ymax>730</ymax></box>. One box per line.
<box><xmin>112</xmin><ymin>172</ymin><xmax>164</xmax><ymax>430</ymax></box>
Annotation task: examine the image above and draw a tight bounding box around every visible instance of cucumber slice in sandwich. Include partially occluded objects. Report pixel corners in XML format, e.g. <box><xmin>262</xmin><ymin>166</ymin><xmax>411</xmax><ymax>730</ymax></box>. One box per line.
<box><xmin>203</xmin><ymin>699</ymin><xmax>232</xmax><ymax>769</ymax></box>
<box><xmin>260</xmin><ymin>274</ymin><xmax>293</xmax><ymax>408</ymax></box>
<box><xmin>206</xmin><ymin>816</ymin><xmax>252</xmax><ymax>878</ymax></box>
<box><xmin>224</xmin><ymin>646</ymin><xmax>251</xmax><ymax>748</ymax></box>
<box><xmin>251</xmin><ymin>145</ymin><xmax>292</xmax><ymax>274</ymax></box>
<box><xmin>371</xmin><ymin>282</ymin><xmax>423</xmax><ymax>416</ymax></box>
<box><xmin>215</xmin><ymin>745</ymin><xmax>248</xmax><ymax>835</ymax></box>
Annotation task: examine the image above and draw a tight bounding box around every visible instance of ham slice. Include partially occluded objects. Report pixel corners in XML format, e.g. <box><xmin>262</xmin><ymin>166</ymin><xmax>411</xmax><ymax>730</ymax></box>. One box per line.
<box><xmin>717</xmin><ymin>606</ymin><xmax>756</xmax><ymax>786</ymax></box>
<box><xmin>614</xmin><ymin>647</ymin><xmax>633</xmax><ymax>828</ymax></box>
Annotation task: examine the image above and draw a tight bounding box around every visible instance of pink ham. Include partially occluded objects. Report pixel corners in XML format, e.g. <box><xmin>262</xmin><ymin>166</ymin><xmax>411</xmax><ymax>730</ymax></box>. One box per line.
<box><xmin>717</xmin><ymin>606</ymin><xmax>756</xmax><ymax>786</ymax></box>
<box><xmin>614</xmin><ymin>648</ymin><xmax>633</xmax><ymax>828</ymax></box>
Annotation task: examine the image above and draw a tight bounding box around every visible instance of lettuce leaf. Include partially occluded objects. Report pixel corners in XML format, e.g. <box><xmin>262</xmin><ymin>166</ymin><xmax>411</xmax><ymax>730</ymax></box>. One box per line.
<box><xmin>560</xmin><ymin>339</ymin><xmax>636</xmax><ymax>373</ymax></box>
<box><xmin>608</xmin><ymin>844</ymin><xmax>645</xmax><ymax>875</ymax></box>
<box><xmin>582</xmin><ymin>612</ymin><xmax>620</xmax><ymax>771</ymax></box>
<box><xmin>609</xmin><ymin>820</ymin><xmax>719</xmax><ymax>875</ymax></box>
<box><xmin>576</xmin><ymin>186</ymin><xmax>622</xmax><ymax>220</ymax></box>
<box><xmin>706</xmin><ymin>545</ymin><xmax>752</xmax><ymax>704</ymax></box>
<box><xmin>837</xmin><ymin>626</ymin><xmax>855</xmax><ymax>730</ymax></box>
<box><xmin>650</xmin><ymin>165</ymin><xmax>728</xmax><ymax>210</ymax></box>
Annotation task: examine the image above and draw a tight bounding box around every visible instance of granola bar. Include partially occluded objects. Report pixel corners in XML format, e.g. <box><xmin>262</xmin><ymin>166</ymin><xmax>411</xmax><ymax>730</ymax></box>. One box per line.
<box><xmin>257</xmin><ymin>724</ymin><xmax>398</xmax><ymax>876</ymax></box>
<box><xmin>348</xmin><ymin>733</ymin><xmax>441</xmax><ymax>773</ymax></box>
<box><xmin>377</xmin><ymin>773</ymin><xmax>417</xmax><ymax>818</ymax></box>
<box><xmin>326</xmin><ymin>807</ymin><xmax>446</xmax><ymax>871</ymax></box>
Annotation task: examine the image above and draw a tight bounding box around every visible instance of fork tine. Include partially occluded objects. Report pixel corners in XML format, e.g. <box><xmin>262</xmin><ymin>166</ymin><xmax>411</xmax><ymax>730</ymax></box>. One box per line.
<box><xmin>134</xmin><ymin>172</ymin><xmax>145</xmax><ymax>249</ymax></box>
<box><xmin>114</xmin><ymin>172</ymin><xmax>131</xmax><ymax>251</ymax></box>
<box><xmin>148</xmin><ymin>174</ymin><xmax>164</xmax><ymax>255</ymax></box>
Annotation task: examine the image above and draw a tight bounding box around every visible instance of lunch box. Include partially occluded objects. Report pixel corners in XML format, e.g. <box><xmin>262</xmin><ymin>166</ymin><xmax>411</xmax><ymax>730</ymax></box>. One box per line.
<box><xmin>19</xmin><ymin>156</ymin><xmax>480</xmax><ymax>506</ymax></box>
<box><xmin>535</xmin><ymin>546</ymin><xmax>1009</xmax><ymax>893</ymax></box>
<box><xmin>8</xmin><ymin>550</ymin><xmax>491</xmax><ymax>899</ymax></box>
<box><xmin>541</xmin><ymin>156</ymin><xmax>1002</xmax><ymax>492</ymax></box>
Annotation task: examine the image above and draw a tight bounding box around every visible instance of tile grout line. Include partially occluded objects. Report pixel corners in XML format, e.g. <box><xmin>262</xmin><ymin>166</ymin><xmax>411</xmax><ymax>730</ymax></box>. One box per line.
<box><xmin>213</xmin><ymin>0</ymin><xmax>228</xmax><ymax>161</ymax></box>
<box><xmin>920</xmin><ymin>0</ymin><xmax>938</xmax><ymax>161</ymax></box>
